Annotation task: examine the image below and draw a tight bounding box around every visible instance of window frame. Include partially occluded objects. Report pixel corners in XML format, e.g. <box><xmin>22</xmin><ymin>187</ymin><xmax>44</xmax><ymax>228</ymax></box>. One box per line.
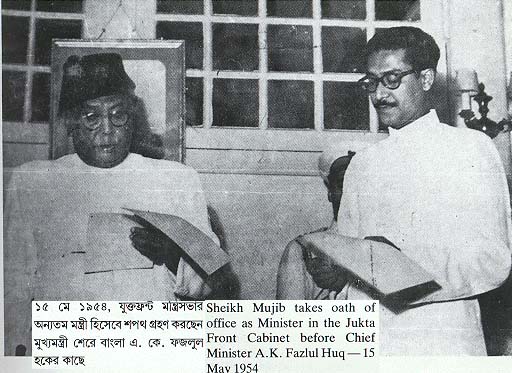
<box><xmin>153</xmin><ymin>0</ymin><xmax>446</xmax><ymax>156</ymax></box>
<box><xmin>1</xmin><ymin>0</ymin><xmax>446</xmax><ymax>172</ymax></box>
<box><xmin>2</xmin><ymin>0</ymin><xmax>84</xmax><ymax>147</ymax></box>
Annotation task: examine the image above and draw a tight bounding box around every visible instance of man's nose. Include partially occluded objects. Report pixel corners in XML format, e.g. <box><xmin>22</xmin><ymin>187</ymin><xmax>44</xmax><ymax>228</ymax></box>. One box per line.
<box><xmin>373</xmin><ymin>81</ymin><xmax>389</xmax><ymax>101</ymax></box>
<box><xmin>99</xmin><ymin>114</ymin><xmax>113</xmax><ymax>134</ymax></box>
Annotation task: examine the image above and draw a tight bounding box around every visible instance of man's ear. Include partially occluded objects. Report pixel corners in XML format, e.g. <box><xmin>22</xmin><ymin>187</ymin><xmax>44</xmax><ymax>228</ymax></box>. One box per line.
<box><xmin>420</xmin><ymin>68</ymin><xmax>435</xmax><ymax>91</ymax></box>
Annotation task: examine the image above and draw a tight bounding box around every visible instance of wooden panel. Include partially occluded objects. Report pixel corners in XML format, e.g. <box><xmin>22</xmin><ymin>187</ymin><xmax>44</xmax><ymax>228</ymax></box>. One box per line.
<box><xmin>187</xmin><ymin>148</ymin><xmax>320</xmax><ymax>175</ymax></box>
<box><xmin>2</xmin><ymin>143</ymin><xmax>49</xmax><ymax>168</ymax></box>
<box><xmin>2</xmin><ymin>122</ymin><xmax>50</xmax><ymax>143</ymax></box>
<box><xmin>186</xmin><ymin>126</ymin><xmax>386</xmax><ymax>151</ymax></box>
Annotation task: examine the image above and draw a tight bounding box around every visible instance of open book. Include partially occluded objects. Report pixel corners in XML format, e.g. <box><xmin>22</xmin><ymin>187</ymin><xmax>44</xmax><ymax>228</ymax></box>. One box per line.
<box><xmin>85</xmin><ymin>209</ymin><xmax>229</xmax><ymax>276</ymax></box>
<box><xmin>296</xmin><ymin>232</ymin><xmax>441</xmax><ymax>303</ymax></box>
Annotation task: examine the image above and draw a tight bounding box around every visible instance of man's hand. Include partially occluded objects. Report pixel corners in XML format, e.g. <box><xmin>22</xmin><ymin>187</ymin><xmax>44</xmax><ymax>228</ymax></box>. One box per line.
<box><xmin>295</xmin><ymin>234</ymin><xmax>348</xmax><ymax>292</ymax></box>
<box><xmin>130</xmin><ymin>226</ymin><xmax>182</xmax><ymax>274</ymax></box>
<box><xmin>304</xmin><ymin>253</ymin><xmax>348</xmax><ymax>292</ymax></box>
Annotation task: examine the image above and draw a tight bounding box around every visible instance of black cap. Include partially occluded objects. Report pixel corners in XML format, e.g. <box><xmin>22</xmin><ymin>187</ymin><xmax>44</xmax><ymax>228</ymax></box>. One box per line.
<box><xmin>58</xmin><ymin>53</ymin><xmax>136</xmax><ymax>114</ymax></box>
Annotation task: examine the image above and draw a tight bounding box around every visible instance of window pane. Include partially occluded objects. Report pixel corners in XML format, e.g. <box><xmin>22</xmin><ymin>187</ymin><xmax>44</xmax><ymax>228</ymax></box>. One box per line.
<box><xmin>213</xmin><ymin>0</ymin><xmax>258</xmax><ymax>16</ymax></box>
<box><xmin>213</xmin><ymin>24</ymin><xmax>258</xmax><ymax>71</ymax></box>
<box><xmin>323</xmin><ymin>82</ymin><xmax>369</xmax><ymax>130</ymax></box>
<box><xmin>157</xmin><ymin>0</ymin><xmax>203</xmax><ymax>14</ymax></box>
<box><xmin>186</xmin><ymin>77</ymin><xmax>203</xmax><ymax>126</ymax></box>
<box><xmin>35</xmin><ymin>19</ymin><xmax>82</xmax><ymax>65</ymax></box>
<box><xmin>36</xmin><ymin>0</ymin><xmax>84</xmax><ymax>13</ymax></box>
<box><xmin>31</xmin><ymin>73</ymin><xmax>51</xmax><ymax>122</ymax></box>
<box><xmin>321</xmin><ymin>0</ymin><xmax>366</xmax><ymax>19</ymax></box>
<box><xmin>2</xmin><ymin>16</ymin><xmax>29</xmax><ymax>64</ymax></box>
<box><xmin>268</xmin><ymin>25</ymin><xmax>313</xmax><ymax>72</ymax></box>
<box><xmin>2</xmin><ymin>71</ymin><xmax>26</xmax><ymax>122</ymax></box>
<box><xmin>2</xmin><ymin>0</ymin><xmax>31</xmax><ymax>10</ymax></box>
<box><xmin>322</xmin><ymin>27</ymin><xmax>366</xmax><ymax>73</ymax></box>
<box><xmin>268</xmin><ymin>80</ymin><xmax>313</xmax><ymax>129</ymax></box>
<box><xmin>267</xmin><ymin>0</ymin><xmax>312</xmax><ymax>18</ymax></box>
<box><xmin>375</xmin><ymin>0</ymin><xmax>420</xmax><ymax>21</ymax></box>
<box><xmin>213</xmin><ymin>79</ymin><xmax>258</xmax><ymax>127</ymax></box>
<box><xmin>156</xmin><ymin>22</ymin><xmax>203</xmax><ymax>69</ymax></box>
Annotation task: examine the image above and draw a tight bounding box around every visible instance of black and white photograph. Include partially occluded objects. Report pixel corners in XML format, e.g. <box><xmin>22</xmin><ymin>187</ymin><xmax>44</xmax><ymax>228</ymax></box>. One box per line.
<box><xmin>2</xmin><ymin>0</ymin><xmax>512</xmax><ymax>371</ymax></box>
<box><xmin>49</xmin><ymin>39</ymin><xmax>187</xmax><ymax>162</ymax></box>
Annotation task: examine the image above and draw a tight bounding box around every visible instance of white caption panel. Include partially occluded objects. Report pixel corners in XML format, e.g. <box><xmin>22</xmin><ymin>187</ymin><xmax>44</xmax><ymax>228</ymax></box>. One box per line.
<box><xmin>32</xmin><ymin>300</ymin><xmax>378</xmax><ymax>372</ymax></box>
<box><xmin>204</xmin><ymin>300</ymin><xmax>378</xmax><ymax>373</ymax></box>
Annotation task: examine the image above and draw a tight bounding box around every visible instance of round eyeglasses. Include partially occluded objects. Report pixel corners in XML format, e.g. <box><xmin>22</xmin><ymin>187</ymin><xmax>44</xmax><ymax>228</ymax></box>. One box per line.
<box><xmin>80</xmin><ymin>107</ymin><xmax>130</xmax><ymax>130</ymax></box>
<box><xmin>358</xmin><ymin>69</ymin><xmax>416</xmax><ymax>93</ymax></box>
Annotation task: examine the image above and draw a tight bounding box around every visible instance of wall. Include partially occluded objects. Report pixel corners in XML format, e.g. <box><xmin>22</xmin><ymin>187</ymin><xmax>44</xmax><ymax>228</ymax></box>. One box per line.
<box><xmin>505</xmin><ymin>0</ymin><xmax>512</xmax><ymax>82</ymax></box>
<box><xmin>503</xmin><ymin>0</ymin><xmax>512</xmax><ymax>180</ymax></box>
<box><xmin>83</xmin><ymin>0</ymin><xmax>155</xmax><ymax>39</ymax></box>
<box><xmin>447</xmin><ymin>0</ymin><xmax>511</xmax><ymax>175</ymax></box>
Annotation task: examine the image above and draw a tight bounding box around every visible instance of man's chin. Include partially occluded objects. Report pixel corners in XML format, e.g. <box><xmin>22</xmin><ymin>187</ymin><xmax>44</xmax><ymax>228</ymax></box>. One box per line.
<box><xmin>378</xmin><ymin>114</ymin><xmax>407</xmax><ymax>130</ymax></box>
<box><xmin>78</xmin><ymin>151</ymin><xmax>129</xmax><ymax>168</ymax></box>
<box><xmin>378</xmin><ymin>117</ymin><xmax>395</xmax><ymax>129</ymax></box>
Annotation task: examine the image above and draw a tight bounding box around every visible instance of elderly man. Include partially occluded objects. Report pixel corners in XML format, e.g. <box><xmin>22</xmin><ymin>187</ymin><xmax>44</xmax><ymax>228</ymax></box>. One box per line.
<box><xmin>276</xmin><ymin>148</ymin><xmax>354</xmax><ymax>300</ymax></box>
<box><xmin>303</xmin><ymin>27</ymin><xmax>511</xmax><ymax>355</ymax></box>
<box><xmin>4</xmin><ymin>53</ymin><xmax>218</xmax><ymax>355</ymax></box>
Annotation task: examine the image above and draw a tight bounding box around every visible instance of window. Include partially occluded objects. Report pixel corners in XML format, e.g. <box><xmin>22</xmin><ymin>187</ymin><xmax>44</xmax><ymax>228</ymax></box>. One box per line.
<box><xmin>2</xmin><ymin>0</ymin><xmax>83</xmax><ymax>129</ymax></box>
<box><xmin>156</xmin><ymin>0</ymin><xmax>422</xmax><ymax>143</ymax></box>
<box><xmin>2</xmin><ymin>0</ymin><xmax>440</xmax><ymax>171</ymax></box>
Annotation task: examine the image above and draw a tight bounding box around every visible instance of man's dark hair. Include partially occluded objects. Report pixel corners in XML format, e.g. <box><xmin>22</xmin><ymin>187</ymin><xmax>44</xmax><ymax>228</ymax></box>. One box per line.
<box><xmin>327</xmin><ymin>151</ymin><xmax>355</xmax><ymax>186</ymax></box>
<box><xmin>366</xmin><ymin>26</ymin><xmax>440</xmax><ymax>72</ymax></box>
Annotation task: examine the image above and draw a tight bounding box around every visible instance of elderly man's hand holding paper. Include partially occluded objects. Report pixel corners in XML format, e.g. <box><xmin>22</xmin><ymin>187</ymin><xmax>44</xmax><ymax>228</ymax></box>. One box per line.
<box><xmin>300</xmin><ymin>245</ymin><xmax>348</xmax><ymax>293</ymax></box>
<box><xmin>130</xmin><ymin>226</ymin><xmax>182</xmax><ymax>274</ymax></box>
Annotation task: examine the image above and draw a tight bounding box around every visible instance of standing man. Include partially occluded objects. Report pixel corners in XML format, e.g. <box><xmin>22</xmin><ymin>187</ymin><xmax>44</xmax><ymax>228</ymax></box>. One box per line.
<box><xmin>276</xmin><ymin>148</ymin><xmax>354</xmax><ymax>300</ymax></box>
<box><xmin>319</xmin><ymin>27</ymin><xmax>511</xmax><ymax>355</ymax></box>
<box><xmin>4</xmin><ymin>53</ymin><xmax>221</xmax><ymax>355</ymax></box>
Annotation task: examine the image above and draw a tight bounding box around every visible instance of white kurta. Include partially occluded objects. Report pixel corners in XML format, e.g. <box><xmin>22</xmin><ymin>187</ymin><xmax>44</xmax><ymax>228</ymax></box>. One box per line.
<box><xmin>337</xmin><ymin>110</ymin><xmax>512</xmax><ymax>355</ymax></box>
<box><xmin>4</xmin><ymin>153</ymin><xmax>217</xmax><ymax>355</ymax></box>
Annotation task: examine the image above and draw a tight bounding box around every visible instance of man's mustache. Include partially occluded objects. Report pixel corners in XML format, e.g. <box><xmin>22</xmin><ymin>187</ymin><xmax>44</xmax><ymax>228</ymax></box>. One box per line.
<box><xmin>374</xmin><ymin>101</ymin><xmax>397</xmax><ymax>108</ymax></box>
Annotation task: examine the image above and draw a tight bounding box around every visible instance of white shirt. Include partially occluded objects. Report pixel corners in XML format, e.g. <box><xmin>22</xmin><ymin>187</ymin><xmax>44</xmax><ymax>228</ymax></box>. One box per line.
<box><xmin>4</xmin><ymin>153</ymin><xmax>217</xmax><ymax>355</ymax></box>
<box><xmin>337</xmin><ymin>110</ymin><xmax>512</xmax><ymax>355</ymax></box>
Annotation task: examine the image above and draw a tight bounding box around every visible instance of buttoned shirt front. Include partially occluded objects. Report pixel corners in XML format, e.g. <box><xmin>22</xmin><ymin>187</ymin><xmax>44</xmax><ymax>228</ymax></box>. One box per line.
<box><xmin>337</xmin><ymin>110</ymin><xmax>512</xmax><ymax>355</ymax></box>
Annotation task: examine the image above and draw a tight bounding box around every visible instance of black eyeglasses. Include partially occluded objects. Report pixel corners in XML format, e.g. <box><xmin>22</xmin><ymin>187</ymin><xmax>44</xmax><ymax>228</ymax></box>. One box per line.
<box><xmin>358</xmin><ymin>69</ymin><xmax>416</xmax><ymax>93</ymax></box>
<box><xmin>80</xmin><ymin>107</ymin><xmax>130</xmax><ymax>130</ymax></box>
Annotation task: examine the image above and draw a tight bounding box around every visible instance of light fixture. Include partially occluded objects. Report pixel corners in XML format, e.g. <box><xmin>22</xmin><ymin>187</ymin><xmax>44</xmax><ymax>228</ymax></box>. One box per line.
<box><xmin>455</xmin><ymin>69</ymin><xmax>511</xmax><ymax>139</ymax></box>
<box><xmin>455</xmin><ymin>68</ymin><xmax>478</xmax><ymax>110</ymax></box>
